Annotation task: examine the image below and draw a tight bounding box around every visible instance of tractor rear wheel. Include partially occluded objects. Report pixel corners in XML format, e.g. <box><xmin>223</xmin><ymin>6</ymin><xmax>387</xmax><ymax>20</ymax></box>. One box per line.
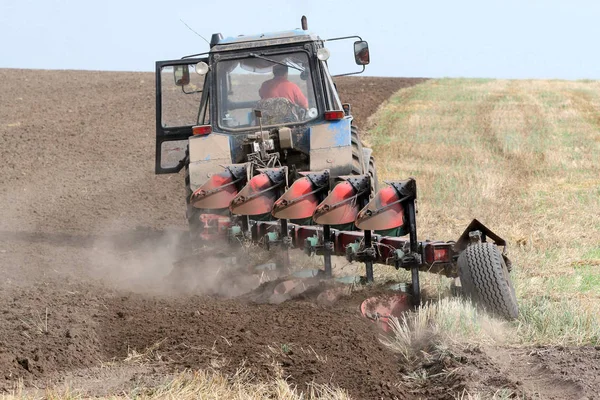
<box><xmin>184</xmin><ymin>157</ymin><xmax>202</xmax><ymax>245</ymax></box>
<box><xmin>351</xmin><ymin>126</ymin><xmax>366</xmax><ymax>175</ymax></box>
<box><xmin>367</xmin><ymin>155</ymin><xmax>379</xmax><ymax>193</ymax></box>
<box><xmin>458</xmin><ymin>243</ymin><xmax>518</xmax><ymax>319</ymax></box>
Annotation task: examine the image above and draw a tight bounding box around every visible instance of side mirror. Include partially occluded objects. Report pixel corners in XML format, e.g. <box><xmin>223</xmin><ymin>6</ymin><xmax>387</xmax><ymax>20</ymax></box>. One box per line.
<box><xmin>174</xmin><ymin>65</ymin><xmax>190</xmax><ymax>86</ymax></box>
<box><xmin>354</xmin><ymin>41</ymin><xmax>370</xmax><ymax>65</ymax></box>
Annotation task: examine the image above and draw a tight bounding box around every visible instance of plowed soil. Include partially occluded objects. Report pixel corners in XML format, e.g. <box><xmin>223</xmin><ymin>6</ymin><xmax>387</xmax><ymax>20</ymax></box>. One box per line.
<box><xmin>1</xmin><ymin>69</ymin><xmax>598</xmax><ymax>399</ymax></box>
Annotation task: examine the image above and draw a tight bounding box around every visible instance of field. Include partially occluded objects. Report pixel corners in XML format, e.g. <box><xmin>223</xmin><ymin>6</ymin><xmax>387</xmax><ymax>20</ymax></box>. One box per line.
<box><xmin>1</xmin><ymin>69</ymin><xmax>599</xmax><ymax>399</ymax></box>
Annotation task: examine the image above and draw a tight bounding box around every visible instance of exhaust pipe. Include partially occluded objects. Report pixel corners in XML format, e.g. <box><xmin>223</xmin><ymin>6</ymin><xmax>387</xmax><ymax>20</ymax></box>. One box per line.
<box><xmin>301</xmin><ymin>15</ymin><xmax>308</xmax><ymax>31</ymax></box>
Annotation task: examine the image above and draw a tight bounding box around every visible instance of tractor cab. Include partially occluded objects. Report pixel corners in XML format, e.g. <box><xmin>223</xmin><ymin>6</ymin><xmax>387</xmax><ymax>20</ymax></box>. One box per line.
<box><xmin>155</xmin><ymin>26</ymin><xmax>369</xmax><ymax>175</ymax></box>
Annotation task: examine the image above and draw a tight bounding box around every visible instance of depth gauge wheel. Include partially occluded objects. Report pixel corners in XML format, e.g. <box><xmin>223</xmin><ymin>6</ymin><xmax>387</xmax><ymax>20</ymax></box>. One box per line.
<box><xmin>458</xmin><ymin>243</ymin><xmax>519</xmax><ymax>319</ymax></box>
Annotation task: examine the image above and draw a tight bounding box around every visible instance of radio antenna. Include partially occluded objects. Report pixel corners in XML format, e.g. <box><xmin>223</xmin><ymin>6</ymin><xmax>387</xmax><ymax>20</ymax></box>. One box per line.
<box><xmin>180</xmin><ymin>19</ymin><xmax>210</xmax><ymax>46</ymax></box>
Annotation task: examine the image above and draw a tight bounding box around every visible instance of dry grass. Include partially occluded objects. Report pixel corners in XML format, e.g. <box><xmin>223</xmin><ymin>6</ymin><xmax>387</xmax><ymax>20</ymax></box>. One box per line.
<box><xmin>18</xmin><ymin>308</ymin><xmax>49</xmax><ymax>338</ymax></box>
<box><xmin>366</xmin><ymin>78</ymin><xmax>600</xmax><ymax>346</ymax></box>
<box><xmin>2</xmin><ymin>369</ymin><xmax>350</xmax><ymax>400</ymax></box>
<box><xmin>454</xmin><ymin>389</ymin><xmax>524</xmax><ymax>400</ymax></box>
<box><xmin>2</xmin><ymin>341</ymin><xmax>346</xmax><ymax>400</ymax></box>
<box><xmin>382</xmin><ymin>298</ymin><xmax>510</xmax><ymax>363</ymax></box>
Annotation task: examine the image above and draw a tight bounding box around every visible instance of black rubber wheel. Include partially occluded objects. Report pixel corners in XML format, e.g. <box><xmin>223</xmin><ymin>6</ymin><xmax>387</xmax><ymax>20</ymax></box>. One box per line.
<box><xmin>367</xmin><ymin>155</ymin><xmax>379</xmax><ymax>194</ymax></box>
<box><xmin>350</xmin><ymin>125</ymin><xmax>365</xmax><ymax>175</ymax></box>
<box><xmin>184</xmin><ymin>153</ymin><xmax>203</xmax><ymax>247</ymax></box>
<box><xmin>458</xmin><ymin>242</ymin><xmax>518</xmax><ymax>320</ymax></box>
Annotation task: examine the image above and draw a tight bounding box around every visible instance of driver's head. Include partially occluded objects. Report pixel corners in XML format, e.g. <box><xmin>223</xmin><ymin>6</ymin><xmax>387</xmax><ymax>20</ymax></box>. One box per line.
<box><xmin>273</xmin><ymin>64</ymin><xmax>288</xmax><ymax>78</ymax></box>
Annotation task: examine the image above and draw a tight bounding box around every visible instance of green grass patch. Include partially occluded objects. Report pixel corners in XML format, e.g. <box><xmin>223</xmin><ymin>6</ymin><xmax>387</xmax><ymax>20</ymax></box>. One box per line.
<box><xmin>546</xmin><ymin>265</ymin><xmax>600</xmax><ymax>294</ymax></box>
<box><xmin>368</xmin><ymin>78</ymin><xmax>600</xmax><ymax>347</ymax></box>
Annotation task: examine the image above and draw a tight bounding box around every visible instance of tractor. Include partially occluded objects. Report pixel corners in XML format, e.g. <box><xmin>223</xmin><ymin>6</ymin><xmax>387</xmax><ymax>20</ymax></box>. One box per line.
<box><xmin>154</xmin><ymin>17</ymin><xmax>518</xmax><ymax>319</ymax></box>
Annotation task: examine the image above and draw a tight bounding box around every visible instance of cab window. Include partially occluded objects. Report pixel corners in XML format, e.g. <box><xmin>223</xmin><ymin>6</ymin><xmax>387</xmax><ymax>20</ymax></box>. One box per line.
<box><xmin>216</xmin><ymin>52</ymin><xmax>318</xmax><ymax>130</ymax></box>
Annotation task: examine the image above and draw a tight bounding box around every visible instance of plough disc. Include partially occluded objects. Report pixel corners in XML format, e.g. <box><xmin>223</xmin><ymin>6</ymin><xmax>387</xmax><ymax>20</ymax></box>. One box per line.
<box><xmin>360</xmin><ymin>294</ymin><xmax>411</xmax><ymax>332</ymax></box>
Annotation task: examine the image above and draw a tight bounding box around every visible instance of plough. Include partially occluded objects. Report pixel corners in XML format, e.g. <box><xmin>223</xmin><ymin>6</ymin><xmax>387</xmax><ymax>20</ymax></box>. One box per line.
<box><xmin>191</xmin><ymin>165</ymin><xmax>510</xmax><ymax>310</ymax></box>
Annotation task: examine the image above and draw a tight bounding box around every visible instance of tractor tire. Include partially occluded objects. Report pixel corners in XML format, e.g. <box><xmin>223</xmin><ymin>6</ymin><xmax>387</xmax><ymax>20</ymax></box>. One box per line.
<box><xmin>458</xmin><ymin>242</ymin><xmax>519</xmax><ymax>320</ymax></box>
<box><xmin>367</xmin><ymin>155</ymin><xmax>379</xmax><ymax>193</ymax></box>
<box><xmin>351</xmin><ymin>126</ymin><xmax>366</xmax><ymax>175</ymax></box>
<box><xmin>184</xmin><ymin>155</ymin><xmax>203</xmax><ymax>246</ymax></box>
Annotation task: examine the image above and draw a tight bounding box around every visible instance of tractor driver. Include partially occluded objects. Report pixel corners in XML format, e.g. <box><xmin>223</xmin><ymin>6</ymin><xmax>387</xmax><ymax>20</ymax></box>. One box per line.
<box><xmin>259</xmin><ymin>64</ymin><xmax>309</xmax><ymax>109</ymax></box>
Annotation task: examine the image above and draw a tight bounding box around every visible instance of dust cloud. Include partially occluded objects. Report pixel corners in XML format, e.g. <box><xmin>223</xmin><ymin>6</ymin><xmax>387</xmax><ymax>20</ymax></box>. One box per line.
<box><xmin>86</xmin><ymin>224</ymin><xmax>274</xmax><ymax>297</ymax></box>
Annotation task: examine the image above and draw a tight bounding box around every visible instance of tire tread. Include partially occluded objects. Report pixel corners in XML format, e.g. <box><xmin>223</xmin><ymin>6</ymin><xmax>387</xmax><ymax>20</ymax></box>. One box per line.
<box><xmin>458</xmin><ymin>243</ymin><xmax>518</xmax><ymax>319</ymax></box>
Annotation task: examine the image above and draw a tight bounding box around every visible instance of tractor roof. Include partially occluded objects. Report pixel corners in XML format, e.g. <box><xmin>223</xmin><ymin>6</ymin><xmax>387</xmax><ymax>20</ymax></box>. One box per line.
<box><xmin>211</xmin><ymin>29</ymin><xmax>321</xmax><ymax>52</ymax></box>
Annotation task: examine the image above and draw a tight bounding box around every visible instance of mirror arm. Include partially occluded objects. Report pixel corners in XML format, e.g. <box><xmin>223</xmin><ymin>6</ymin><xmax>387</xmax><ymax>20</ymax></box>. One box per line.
<box><xmin>325</xmin><ymin>35</ymin><xmax>363</xmax><ymax>42</ymax></box>
<box><xmin>332</xmin><ymin>65</ymin><xmax>366</xmax><ymax>78</ymax></box>
<box><xmin>180</xmin><ymin>87</ymin><xmax>203</xmax><ymax>95</ymax></box>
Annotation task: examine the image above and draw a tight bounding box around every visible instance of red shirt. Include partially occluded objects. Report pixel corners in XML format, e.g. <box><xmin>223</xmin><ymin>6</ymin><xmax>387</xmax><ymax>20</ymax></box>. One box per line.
<box><xmin>259</xmin><ymin>77</ymin><xmax>309</xmax><ymax>109</ymax></box>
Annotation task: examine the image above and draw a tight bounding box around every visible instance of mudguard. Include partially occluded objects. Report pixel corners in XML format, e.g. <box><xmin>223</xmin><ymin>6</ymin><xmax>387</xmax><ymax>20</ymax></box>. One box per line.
<box><xmin>187</xmin><ymin>134</ymin><xmax>233</xmax><ymax>192</ymax></box>
<box><xmin>454</xmin><ymin>219</ymin><xmax>507</xmax><ymax>252</ymax></box>
<box><xmin>309</xmin><ymin>119</ymin><xmax>353</xmax><ymax>176</ymax></box>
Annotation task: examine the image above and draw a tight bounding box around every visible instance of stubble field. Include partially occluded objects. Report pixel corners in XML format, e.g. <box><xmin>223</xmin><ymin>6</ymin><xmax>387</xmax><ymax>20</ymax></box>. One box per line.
<box><xmin>1</xmin><ymin>69</ymin><xmax>599</xmax><ymax>399</ymax></box>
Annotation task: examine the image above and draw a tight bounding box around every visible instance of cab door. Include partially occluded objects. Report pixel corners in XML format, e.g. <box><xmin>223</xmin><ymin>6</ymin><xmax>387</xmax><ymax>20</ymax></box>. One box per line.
<box><xmin>155</xmin><ymin>58</ymin><xmax>209</xmax><ymax>174</ymax></box>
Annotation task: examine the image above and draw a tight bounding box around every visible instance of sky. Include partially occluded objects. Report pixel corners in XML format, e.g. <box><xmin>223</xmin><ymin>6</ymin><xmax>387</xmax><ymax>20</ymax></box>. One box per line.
<box><xmin>1</xmin><ymin>0</ymin><xmax>598</xmax><ymax>79</ymax></box>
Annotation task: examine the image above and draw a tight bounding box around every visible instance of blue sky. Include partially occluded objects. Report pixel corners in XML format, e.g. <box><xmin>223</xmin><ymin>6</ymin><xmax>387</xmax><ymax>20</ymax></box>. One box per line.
<box><xmin>1</xmin><ymin>0</ymin><xmax>598</xmax><ymax>79</ymax></box>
